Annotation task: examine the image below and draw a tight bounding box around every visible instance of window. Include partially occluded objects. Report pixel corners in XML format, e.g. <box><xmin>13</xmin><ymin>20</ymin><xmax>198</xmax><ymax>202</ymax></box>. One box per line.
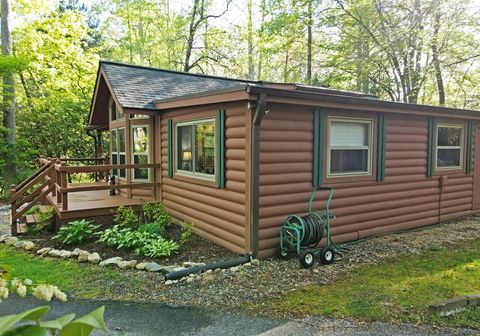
<box><xmin>130</xmin><ymin>114</ymin><xmax>149</xmax><ymax>119</ymax></box>
<box><xmin>132</xmin><ymin>125</ymin><xmax>150</xmax><ymax>180</ymax></box>
<box><xmin>110</xmin><ymin>128</ymin><xmax>126</xmax><ymax>179</ymax></box>
<box><xmin>110</xmin><ymin>129</ymin><xmax>118</xmax><ymax>177</ymax></box>
<box><xmin>118</xmin><ymin>128</ymin><xmax>126</xmax><ymax>178</ymax></box>
<box><xmin>109</xmin><ymin>99</ymin><xmax>124</xmax><ymax>121</ymax></box>
<box><xmin>436</xmin><ymin>124</ymin><xmax>464</xmax><ymax>169</ymax></box>
<box><xmin>176</xmin><ymin>119</ymin><xmax>215</xmax><ymax>179</ymax></box>
<box><xmin>327</xmin><ymin>118</ymin><xmax>372</xmax><ymax>176</ymax></box>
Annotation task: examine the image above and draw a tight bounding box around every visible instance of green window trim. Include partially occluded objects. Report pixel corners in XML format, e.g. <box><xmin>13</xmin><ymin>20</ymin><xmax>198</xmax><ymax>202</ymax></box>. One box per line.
<box><xmin>427</xmin><ymin>118</ymin><xmax>437</xmax><ymax>177</ymax></box>
<box><xmin>376</xmin><ymin>114</ymin><xmax>387</xmax><ymax>181</ymax></box>
<box><xmin>466</xmin><ymin>120</ymin><xmax>474</xmax><ymax>174</ymax></box>
<box><xmin>216</xmin><ymin>109</ymin><xmax>226</xmax><ymax>188</ymax></box>
<box><xmin>312</xmin><ymin>109</ymin><xmax>324</xmax><ymax>186</ymax></box>
<box><xmin>167</xmin><ymin>119</ymin><xmax>173</xmax><ymax>178</ymax></box>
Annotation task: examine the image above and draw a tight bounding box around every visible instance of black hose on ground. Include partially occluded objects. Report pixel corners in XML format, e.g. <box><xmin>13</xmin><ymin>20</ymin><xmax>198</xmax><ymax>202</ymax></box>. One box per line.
<box><xmin>164</xmin><ymin>254</ymin><xmax>253</xmax><ymax>281</ymax></box>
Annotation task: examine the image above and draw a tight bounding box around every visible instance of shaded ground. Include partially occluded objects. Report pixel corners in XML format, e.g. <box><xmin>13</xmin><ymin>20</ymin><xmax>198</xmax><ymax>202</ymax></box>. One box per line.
<box><xmin>0</xmin><ymin>205</ymin><xmax>10</xmax><ymax>236</ymax></box>
<box><xmin>0</xmin><ymin>296</ymin><xmax>282</xmax><ymax>336</ymax></box>
<box><xmin>259</xmin><ymin>316</ymin><xmax>479</xmax><ymax>336</ymax></box>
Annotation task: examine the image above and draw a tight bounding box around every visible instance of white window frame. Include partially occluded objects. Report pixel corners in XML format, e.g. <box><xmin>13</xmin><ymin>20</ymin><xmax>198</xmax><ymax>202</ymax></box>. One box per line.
<box><xmin>435</xmin><ymin>124</ymin><xmax>464</xmax><ymax>171</ymax></box>
<box><xmin>117</xmin><ymin>127</ymin><xmax>126</xmax><ymax>179</ymax></box>
<box><xmin>131</xmin><ymin>124</ymin><xmax>150</xmax><ymax>181</ymax></box>
<box><xmin>175</xmin><ymin>118</ymin><xmax>216</xmax><ymax>181</ymax></box>
<box><xmin>327</xmin><ymin>117</ymin><xmax>373</xmax><ymax>178</ymax></box>
<box><xmin>110</xmin><ymin>129</ymin><xmax>118</xmax><ymax>178</ymax></box>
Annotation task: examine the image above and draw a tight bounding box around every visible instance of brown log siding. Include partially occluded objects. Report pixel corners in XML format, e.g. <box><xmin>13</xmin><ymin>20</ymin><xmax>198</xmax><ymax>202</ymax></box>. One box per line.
<box><xmin>258</xmin><ymin>105</ymin><xmax>474</xmax><ymax>257</ymax></box>
<box><xmin>160</xmin><ymin>102</ymin><xmax>249</xmax><ymax>254</ymax></box>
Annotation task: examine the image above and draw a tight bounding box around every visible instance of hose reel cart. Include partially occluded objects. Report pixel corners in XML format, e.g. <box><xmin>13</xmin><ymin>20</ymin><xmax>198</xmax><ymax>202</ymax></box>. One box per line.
<box><xmin>277</xmin><ymin>186</ymin><xmax>345</xmax><ymax>268</ymax></box>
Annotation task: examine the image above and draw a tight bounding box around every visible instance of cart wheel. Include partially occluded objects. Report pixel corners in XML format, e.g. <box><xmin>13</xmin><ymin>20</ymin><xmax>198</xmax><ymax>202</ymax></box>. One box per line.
<box><xmin>320</xmin><ymin>246</ymin><xmax>335</xmax><ymax>264</ymax></box>
<box><xmin>299</xmin><ymin>250</ymin><xmax>315</xmax><ymax>268</ymax></box>
<box><xmin>277</xmin><ymin>246</ymin><xmax>289</xmax><ymax>260</ymax></box>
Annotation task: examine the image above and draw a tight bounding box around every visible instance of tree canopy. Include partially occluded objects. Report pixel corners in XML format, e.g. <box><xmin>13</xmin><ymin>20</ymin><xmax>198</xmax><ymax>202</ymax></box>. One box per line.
<box><xmin>1</xmin><ymin>0</ymin><xmax>480</xmax><ymax>195</ymax></box>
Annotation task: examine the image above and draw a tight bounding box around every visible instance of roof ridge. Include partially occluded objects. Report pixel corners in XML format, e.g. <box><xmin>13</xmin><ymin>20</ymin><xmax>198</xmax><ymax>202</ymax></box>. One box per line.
<box><xmin>100</xmin><ymin>60</ymin><xmax>260</xmax><ymax>84</ymax></box>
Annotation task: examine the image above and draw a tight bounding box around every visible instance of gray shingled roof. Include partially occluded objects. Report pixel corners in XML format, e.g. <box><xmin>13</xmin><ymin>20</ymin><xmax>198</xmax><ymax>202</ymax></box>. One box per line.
<box><xmin>101</xmin><ymin>61</ymin><xmax>251</xmax><ymax>109</ymax></box>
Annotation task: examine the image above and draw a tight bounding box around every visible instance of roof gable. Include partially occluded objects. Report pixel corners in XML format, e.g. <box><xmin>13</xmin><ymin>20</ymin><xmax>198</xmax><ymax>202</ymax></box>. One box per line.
<box><xmin>100</xmin><ymin>61</ymin><xmax>251</xmax><ymax>110</ymax></box>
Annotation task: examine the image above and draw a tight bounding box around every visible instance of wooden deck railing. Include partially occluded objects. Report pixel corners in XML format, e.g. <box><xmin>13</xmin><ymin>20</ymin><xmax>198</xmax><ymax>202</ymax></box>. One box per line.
<box><xmin>51</xmin><ymin>162</ymin><xmax>161</xmax><ymax>211</ymax></box>
<box><xmin>10</xmin><ymin>157</ymin><xmax>161</xmax><ymax>233</ymax></box>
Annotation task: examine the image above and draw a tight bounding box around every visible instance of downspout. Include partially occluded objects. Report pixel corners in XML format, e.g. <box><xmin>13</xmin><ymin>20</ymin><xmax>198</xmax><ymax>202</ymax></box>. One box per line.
<box><xmin>250</xmin><ymin>93</ymin><xmax>267</xmax><ymax>257</ymax></box>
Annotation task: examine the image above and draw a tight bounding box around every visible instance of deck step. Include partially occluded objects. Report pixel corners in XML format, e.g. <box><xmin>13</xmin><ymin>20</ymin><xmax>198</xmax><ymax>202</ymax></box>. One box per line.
<box><xmin>39</xmin><ymin>205</ymin><xmax>53</xmax><ymax>214</ymax></box>
<box><xmin>25</xmin><ymin>214</ymin><xmax>41</xmax><ymax>224</ymax></box>
<box><xmin>16</xmin><ymin>222</ymin><xmax>27</xmax><ymax>234</ymax></box>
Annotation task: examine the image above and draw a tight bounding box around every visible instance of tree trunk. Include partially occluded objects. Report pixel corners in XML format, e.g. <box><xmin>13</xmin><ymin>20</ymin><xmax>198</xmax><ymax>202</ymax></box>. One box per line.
<box><xmin>2</xmin><ymin>0</ymin><xmax>16</xmax><ymax>196</ymax></box>
<box><xmin>256</xmin><ymin>0</ymin><xmax>266</xmax><ymax>80</ymax></box>
<box><xmin>306</xmin><ymin>0</ymin><xmax>313</xmax><ymax>85</ymax></box>
<box><xmin>432</xmin><ymin>10</ymin><xmax>445</xmax><ymax>106</ymax></box>
<box><xmin>184</xmin><ymin>0</ymin><xmax>200</xmax><ymax>72</ymax></box>
<box><xmin>247</xmin><ymin>0</ymin><xmax>254</xmax><ymax>80</ymax></box>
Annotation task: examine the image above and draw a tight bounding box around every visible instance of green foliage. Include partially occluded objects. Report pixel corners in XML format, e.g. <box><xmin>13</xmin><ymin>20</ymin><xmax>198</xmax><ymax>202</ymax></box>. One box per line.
<box><xmin>52</xmin><ymin>220</ymin><xmax>100</xmax><ymax>245</ymax></box>
<box><xmin>0</xmin><ymin>305</ymin><xmax>107</xmax><ymax>336</ymax></box>
<box><xmin>0</xmin><ymin>56</ymin><xmax>28</xmax><ymax>76</ymax></box>
<box><xmin>98</xmin><ymin>224</ymin><xmax>179</xmax><ymax>257</ymax></box>
<box><xmin>27</xmin><ymin>209</ymin><xmax>55</xmax><ymax>236</ymax></box>
<box><xmin>143</xmin><ymin>202</ymin><xmax>171</xmax><ymax>229</ymax></box>
<box><xmin>180</xmin><ymin>222</ymin><xmax>194</xmax><ymax>245</ymax></box>
<box><xmin>135</xmin><ymin>238</ymin><xmax>179</xmax><ymax>258</ymax></box>
<box><xmin>114</xmin><ymin>206</ymin><xmax>140</xmax><ymax>229</ymax></box>
<box><xmin>137</xmin><ymin>222</ymin><xmax>165</xmax><ymax>236</ymax></box>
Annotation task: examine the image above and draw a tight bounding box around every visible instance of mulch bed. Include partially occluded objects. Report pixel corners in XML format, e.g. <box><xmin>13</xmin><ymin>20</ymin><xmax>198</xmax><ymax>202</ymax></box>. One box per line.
<box><xmin>25</xmin><ymin>225</ymin><xmax>238</xmax><ymax>265</ymax></box>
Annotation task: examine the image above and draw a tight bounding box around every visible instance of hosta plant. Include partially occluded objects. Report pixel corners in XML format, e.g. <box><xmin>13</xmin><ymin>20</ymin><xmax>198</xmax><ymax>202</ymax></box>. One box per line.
<box><xmin>52</xmin><ymin>220</ymin><xmax>100</xmax><ymax>245</ymax></box>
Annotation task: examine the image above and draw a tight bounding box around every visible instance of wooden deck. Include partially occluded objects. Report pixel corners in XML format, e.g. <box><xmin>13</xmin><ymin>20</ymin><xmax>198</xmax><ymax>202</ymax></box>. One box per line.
<box><xmin>45</xmin><ymin>182</ymin><xmax>153</xmax><ymax>220</ymax></box>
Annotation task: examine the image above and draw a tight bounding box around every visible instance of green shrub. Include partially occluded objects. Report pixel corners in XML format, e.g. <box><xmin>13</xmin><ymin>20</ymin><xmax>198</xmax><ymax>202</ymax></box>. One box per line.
<box><xmin>180</xmin><ymin>222</ymin><xmax>194</xmax><ymax>245</ymax></box>
<box><xmin>114</xmin><ymin>206</ymin><xmax>140</xmax><ymax>229</ymax></box>
<box><xmin>52</xmin><ymin>219</ymin><xmax>100</xmax><ymax>245</ymax></box>
<box><xmin>143</xmin><ymin>202</ymin><xmax>171</xmax><ymax>228</ymax></box>
<box><xmin>26</xmin><ymin>210</ymin><xmax>54</xmax><ymax>235</ymax></box>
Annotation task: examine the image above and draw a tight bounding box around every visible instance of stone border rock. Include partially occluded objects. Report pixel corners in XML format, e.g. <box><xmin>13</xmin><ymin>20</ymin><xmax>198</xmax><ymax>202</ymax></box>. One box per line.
<box><xmin>429</xmin><ymin>294</ymin><xmax>480</xmax><ymax>314</ymax></box>
<box><xmin>0</xmin><ymin>235</ymin><xmax>260</xmax><ymax>284</ymax></box>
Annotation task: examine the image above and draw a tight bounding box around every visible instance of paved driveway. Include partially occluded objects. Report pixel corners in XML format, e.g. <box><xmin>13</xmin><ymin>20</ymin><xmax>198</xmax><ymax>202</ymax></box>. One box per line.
<box><xmin>0</xmin><ymin>296</ymin><xmax>282</xmax><ymax>335</ymax></box>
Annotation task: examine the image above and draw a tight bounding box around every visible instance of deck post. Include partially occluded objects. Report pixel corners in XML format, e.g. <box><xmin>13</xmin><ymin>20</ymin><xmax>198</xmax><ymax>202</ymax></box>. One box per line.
<box><xmin>56</xmin><ymin>159</ymin><xmax>62</xmax><ymax>204</ymax></box>
<box><xmin>50</xmin><ymin>158</ymin><xmax>57</xmax><ymax>197</ymax></box>
<box><xmin>60</xmin><ymin>162</ymin><xmax>68</xmax><ymax>211</ymax></box>
<box><xmin>10</xmin><ymin>184</ymin><xmax>17</xmax><ymax>235</ymax></box>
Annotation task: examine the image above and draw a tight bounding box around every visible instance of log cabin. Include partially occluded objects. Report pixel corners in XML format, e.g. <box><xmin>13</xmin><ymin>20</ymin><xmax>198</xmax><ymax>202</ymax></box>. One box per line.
<box><xmin>11</xmin><ymin>61</ymin><xmax>480</xmax><ymax>257</ymax></box>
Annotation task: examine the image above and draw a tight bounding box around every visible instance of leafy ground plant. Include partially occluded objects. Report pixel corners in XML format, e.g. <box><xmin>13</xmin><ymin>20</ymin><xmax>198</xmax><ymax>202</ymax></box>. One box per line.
<box><xmin>114</xmin><ymin>206</ymin><xmax>140</xmax><ymax>229</ymax></box>
<box><xmin>0</xmin><ymin>305</ymin><xmax>107</xmax><ymax>336</ymax></box>
<box><xmin>27</xmin><ymin>209</ymin><xmax>55</xmax><ymax>235</ymax></box>
<box><xmin>143</xmin><ymin>202</ymin><xmax>171</xmax><ymax>230</ymax></box>
<box><xmin>97</xmin><ymin>224</ymin><xmax>179</xmax><ymax>257</ymax></box>
<box><xmin>52</xmin><ymin>219</ymin><xmax>100</xmax><ymax>245</ymax></box>
<box><xmin>180</xmin><ymin>222</ymin><xmax>194</xmax><ymax>245</ymax></box>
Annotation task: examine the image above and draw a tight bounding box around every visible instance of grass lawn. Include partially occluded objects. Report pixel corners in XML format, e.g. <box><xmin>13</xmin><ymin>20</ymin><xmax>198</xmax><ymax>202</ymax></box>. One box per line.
<box><xmin>260</xmin><ymin>239</ymin><xmax>480</xmax><ymax>329</ymax></box>
<box><xmin>0</xmin><ymin>245</ymin><xmax>141</xmax><ymax>299</ymax></box>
